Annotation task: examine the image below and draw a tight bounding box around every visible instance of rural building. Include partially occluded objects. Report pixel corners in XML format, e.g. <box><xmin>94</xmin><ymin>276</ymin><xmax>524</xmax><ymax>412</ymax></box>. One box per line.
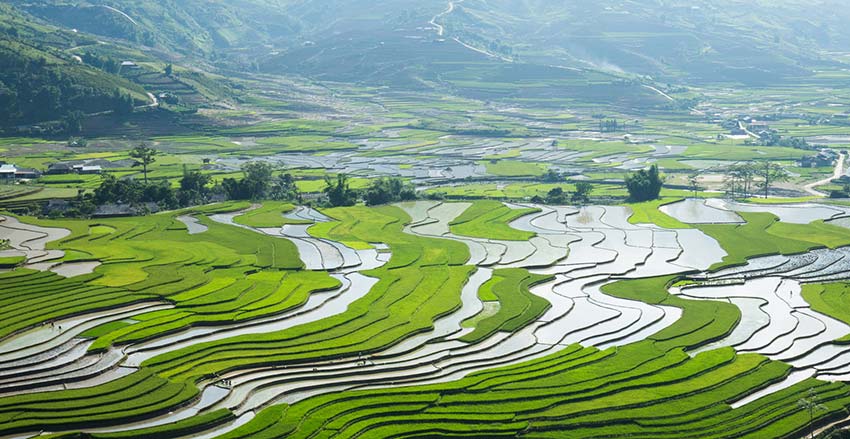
<box><xmin>801</xmin><ymin>151</ymin><xmax>837</xmax><ymax>168</ymax></box>
<box><xmin>93</xmin><ymin>202</ymin><xmax>160</xmax><ymax>218</ymax></box>
<box><xmin>0</xmin><ymin>165</ymin><xmax>16</xmax><ymax>180</ymax></box>
<box><xmin>0</xmin><ymin>164</ymin><xmax>40</xmax><ymax>180</ymax></box>
<box><xmin>47</xmin><ymin>163</ymin><xmax>74</xmax><ymax>175</ymax></box>
<box><xmin>79</xmin><ymin>166</ymin><xmax>103</xmax><ymax>175</ymax></box>
<box><xmin>748</xmin><ymin>120</ymin><xmax>770</xmax><ymax>132</ymax></box>
<box><xmin>15</xmin><ymin>168</ymin><xmax>41</xmax><ymax>179</ymax></box>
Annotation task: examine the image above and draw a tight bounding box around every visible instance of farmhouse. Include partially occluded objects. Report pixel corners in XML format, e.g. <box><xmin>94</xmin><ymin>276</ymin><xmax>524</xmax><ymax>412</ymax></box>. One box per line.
<box><xmin>47</xmin><ymin>163</ymin><xmax>74</xmax><ymax>175</ymax></box>
<box><xmin>747</xmin><ymin>120</ymin><xmax>770</xmax><ymax>132</ymax></box>
<box><xmin>0</xmin><ymin>164</ymin><xmax>40</xmax><ymax>180</ymax></box>
<box><xmin>79</xmin><ymin>165</ymin><xmax>104</xmax><ymax>175</ymax></box>
<box><xmin>801</xmin><ymin>151</ymin><xmax>837</xmax><ymax>168</ymax></box>
<box><xmin>0</xmin><ymin>164</ymin><xmax>15</xmax><ymax>179</ymax></box>
<box><xmin>14</xmin><ymin>168</ymin><xmax>41</xmax><ymax>179</ymax></box>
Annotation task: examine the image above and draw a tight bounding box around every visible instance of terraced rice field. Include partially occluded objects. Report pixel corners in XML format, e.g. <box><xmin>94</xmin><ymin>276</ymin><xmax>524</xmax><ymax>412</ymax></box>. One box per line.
<box><xmin>3</xmin><ymin>200</ymin><xmax>850</xmax><ymax>438</ymax></box>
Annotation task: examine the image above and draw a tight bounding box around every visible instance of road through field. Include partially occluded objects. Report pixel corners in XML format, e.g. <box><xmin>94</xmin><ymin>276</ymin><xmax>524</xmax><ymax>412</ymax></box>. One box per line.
<box><xmin>804</xmin><ymin>153</ymin><xmax>845</xmax><ymax>197</ymax></box>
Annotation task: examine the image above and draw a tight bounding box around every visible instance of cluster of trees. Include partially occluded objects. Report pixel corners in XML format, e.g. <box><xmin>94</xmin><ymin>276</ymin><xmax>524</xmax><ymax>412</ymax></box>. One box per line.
<box><xmin>722</xmin><ymin>161</ymin><xmax>789</xmax><ymax>199</ymax></box>
<box><xmin>323</xmin><ymin>174</ymin><xmax>358</xmax><ymax>207</ymax></box>
<box><xmin>753</xmin><ymin>131</ymin><xmax>811</xmax><ymax>149</ymax></box>
<box><xmin>598</xmin><ymin>119</ymin><xmax>624</xmax><ymax>133</ymax></box>
<box><xmin>93</xmin><ymin>173</ymin><xmax>176</xmax><ymax>207</ymax></box>
<box><xmin>0</xmin><ymin>50</ymin><xmax>136</xmax><ymax>133</ymax></box>
<box><xmin>830</xmin><ymin>184</ymin><xmax>850</xmax><ymax>199</ymax></box>
<box><xmin>625</xmin><ymin>164</ymin><xmax>664</xmax><ymax>202</ymax></box>
<box><xmin>221</xmin><ymin>162</ymin><xmax>299</xmax><ymax>202</ymax></box>
<box><xmin>532</xmin><ymin>182</ymin><xmax>593</xmax><ymax>205</ymax></box>
<box><xmin>321</xmin><ymin>175</ymin><xmax>419</xmax><ymax>207</ymax></box>
<box><xmin>80</xmin><ymin>52</ymin><xmax>121</xmax><ymax>74</ymax></box>
<box><xmin>541</xmin><ymin>169</ymin><xmax>564</xmax><ymax>183</ymax></box>
<box><xmin>53</xmin><ymin>165</ymin><xmax>216</xmax><ymax>218</ymax></box>
<box><xmin>364</xmin><ymin>177</ymin><xmax>416</xmax><ymax>206</ymax></box>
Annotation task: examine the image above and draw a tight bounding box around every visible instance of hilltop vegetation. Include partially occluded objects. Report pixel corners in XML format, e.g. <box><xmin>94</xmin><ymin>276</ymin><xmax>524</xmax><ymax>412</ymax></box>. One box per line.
<box><xmin>0</xmin><ymin>5</ymin><xmax>146</xmax><ymax>132</ymax></box>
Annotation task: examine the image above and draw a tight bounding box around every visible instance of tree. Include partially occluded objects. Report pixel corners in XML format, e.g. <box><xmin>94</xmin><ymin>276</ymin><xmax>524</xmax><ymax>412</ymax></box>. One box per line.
<box><xmin>130</xmin><ymin>145</ymin><xmax>158</xmax><ymax>184</ymax></box>
<box><xmin>541</xmin><ymin>169</ymin><xmax>563</xmax><ymax>183</ymax></box>
<box><xmin>164</xmin><ymin>64</ymin><xmax>173</xmax><ymax>77</ymax></box>
<box><xmin>688</xmin><ymin>173</ymin><xmax>702</xmax><ymax>198</ymax></box>
<box><xmin>798</xmin><ymin>388</ymin><xmax>828</xmax><ymax>439</ymax></box>
<box><xmin>365</xmin><ymin>177</ymin><xmax>416</xmax><ymax>206</ymax></box>
<box><xmin>324</xmin><ymin>174</ymin><xmax>357</xmax><ymax>207</ymax></box>
<box><xmin>545</xmin><ymin>187</ymin><xmax>569</xmax><ymax>205</ymax></box>
<box><xmin>723</xmin><ymin>162</ymin><xmax>757</xmax><ymax>199</ymax></box>
<box><xmin>178</xmin><ymin>165</ymin><xmax>211</xmax><ymax>207</ymax></box>
<box><xmin>62</xmin><ymin>111</ymin><xmax>84</xmax><ymax>135</ymax></box>
<box><xmin>572</xmin><ymin>182</ymin><xmax>593</xmax><ymax>204</ymax></box>
<box><xmin>269</xmin><ymin>173</ymin><xmax>300</xmax><ymax>202</ymax></box>
<box><xmin>241</xmin><ymin>161</ymin><xmax>274</xmax><ymax>200</ymax></box>
<box><xmin>757</xmin><ymin>160</ymin><xmax>789</xmax><ymax>199</ymax></box>
<box><xmin>93</xmin><ymin>173</ymin><xmax>175</xmax><ymax>208</ymax></box>
<box><xmin>625</xmin><ymin>164</ymin><xmax>663</xmax><ymax>202</ymax></box>
<box><xmin>830</xmin><ymin>183</ymin><xmax>850</xmax><ymax>199</ymax></box>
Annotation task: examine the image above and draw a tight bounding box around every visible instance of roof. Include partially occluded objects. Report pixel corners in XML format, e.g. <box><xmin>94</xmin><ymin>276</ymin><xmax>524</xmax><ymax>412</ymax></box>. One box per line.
<box><xmin>0</xmin><ymin>164</ymin><xmax>16</xmax><ymax>173</ymax></box>
<box><xmin>80</xmin><ymin>165</ymin><xmax>103</xmax><ymax>172</ymax></box>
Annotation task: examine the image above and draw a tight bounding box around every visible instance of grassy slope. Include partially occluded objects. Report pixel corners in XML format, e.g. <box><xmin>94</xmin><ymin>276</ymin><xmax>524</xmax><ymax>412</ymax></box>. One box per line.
<box><xmin>232</xmin><ymin>201</ymin><xmax>302</xmax><ymax>228</ymax></box>
<box><xmin>802</xmin><ymin>283</ymin><xmax>850</xmax><ymax>343</ymax></box>
<box><xmin>214</xmin><ymin>275</ymin><xmax>850</xmax><ymax>439</ymax></box>
<box><xmin>450</xmin><ymin>201</ymin><xmax>538</xmax><ymax>241</ymax></box>
<box><xmin>696</xmin><ymin>212</ymin><xmax>850</xmax><ymax>269</ymax></box>
<box><xmin>626</xmin><ymin>198</ymin><xmax>691</xmax><ymax>229</ymax></box>
<box><xmin>460</xmin><ymin>268</ymin><xmax>553</xmax><ymax>343</ymax></box>
<box><xmin>143</xmin><ymin>205</ymin><xmax>474</xmax><ymax>382</ymax></box>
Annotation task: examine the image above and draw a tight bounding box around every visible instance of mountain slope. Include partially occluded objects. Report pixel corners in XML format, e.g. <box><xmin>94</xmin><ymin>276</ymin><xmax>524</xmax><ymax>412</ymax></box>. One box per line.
<box><xmin>0</xmin><ymin>4</ymin><xmax>148</xmax><ymax>133</ymax></box>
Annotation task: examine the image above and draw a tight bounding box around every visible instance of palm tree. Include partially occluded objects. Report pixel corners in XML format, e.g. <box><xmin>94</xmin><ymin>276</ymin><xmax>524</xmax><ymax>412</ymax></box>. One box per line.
<box><xmin>130</xmin><ymin>144</ymin><xmax>158</xmax><ymax>184</ymax></box>
<box><xmin>799</xmin><ymin>388</ymin><xmax>828</xmax><ymax>439</ymax></box>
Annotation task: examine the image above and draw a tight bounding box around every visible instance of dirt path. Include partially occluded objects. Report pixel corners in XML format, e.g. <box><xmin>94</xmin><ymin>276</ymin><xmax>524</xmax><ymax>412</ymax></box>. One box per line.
<box><xmin>95</xmin><ymin>5</ymin><xmax>139</xmax><ymax>26</ymax></box>
<box><xmin>430</xmin><ymin>1</ymin><xmax>462</xmax><ymax>37</ymax></box>
<box><xmin>804</xmin><ymin>153</ymin><xmax>845</xmax><ymax>197</ymax></box>
<box><xmin>642</xmin><ymin>85</ymin><xmax>674</xmax><ymax>102</ymax></box>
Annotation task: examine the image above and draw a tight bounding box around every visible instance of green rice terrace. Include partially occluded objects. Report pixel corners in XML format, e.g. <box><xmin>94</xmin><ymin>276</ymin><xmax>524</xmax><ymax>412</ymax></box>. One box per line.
<box><xmin>4</xmin><ymin>197</ymin><xmax>850</xmax><ymax>438</ymax></box>
<box><xmin>9</xmin><ymin>0</ymin><xmax>850</xmax><ymax>437</ymax></box>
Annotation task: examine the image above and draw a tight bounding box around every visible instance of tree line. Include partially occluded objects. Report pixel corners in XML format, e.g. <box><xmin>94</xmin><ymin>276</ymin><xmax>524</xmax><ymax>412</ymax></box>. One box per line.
<box><xmin>0</xmin><ymin>50</ymin><xmax>137</xmax><ymax>134</ymax></box>
<box><xmin>720</xmin><ymin>161</ymin><xmax>789</xmax><ymax>199</ymax></box>
<box><xmin>45</xmin><ymin>146</ymin><xmax>427</xmax><ymax>218</ymax></box>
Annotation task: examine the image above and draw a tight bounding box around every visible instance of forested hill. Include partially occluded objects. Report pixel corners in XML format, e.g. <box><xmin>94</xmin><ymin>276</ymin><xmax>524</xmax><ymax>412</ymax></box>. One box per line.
<box><xmin>0</xmin><ymin>4</ymin><xmax>147</xmax><ymax>134</ymax></box>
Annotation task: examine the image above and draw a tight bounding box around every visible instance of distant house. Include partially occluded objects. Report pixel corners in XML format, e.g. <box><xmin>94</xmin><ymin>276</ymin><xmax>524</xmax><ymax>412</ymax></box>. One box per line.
<box><xmin>748</xmin><ymin>120</ymin><xmax>770</xmax><ymax>132</ymax></box>
<box><xmin>79</xmin><ymin>166</ymin><xmax>103</xmax><ymax>175</ymax></box>
<box><xmin>120</xmin><ymin>61</ymin><xmax>139</xmax><ymax>69</ymax></box>
<box><xmin>801</xmin><ymin>151</ymin><xmax>836</xmax><ymax>168</ymax></box>
<box><xmin>15</xmin><ymin>168</ymin><xmax>41</xmax><ymax>179</ymax></box>
<box><xmin>47</xmin><ymin>163</ymin><xmax>74</xmax><ymax>175</ymax></box>
<box><xmin>0</xmin><ymin>164</ymin><xmax>16</xmax><ymax>180</ymax></box>
<box><xmin>45</xmin><ymin>199</ymin><xmax>73</xmax><ymax>215</ymax></box>
<box><xmin>93</xmin><ymin>202</ymin><xmax>160</xmax><ymax>218</ymax></box>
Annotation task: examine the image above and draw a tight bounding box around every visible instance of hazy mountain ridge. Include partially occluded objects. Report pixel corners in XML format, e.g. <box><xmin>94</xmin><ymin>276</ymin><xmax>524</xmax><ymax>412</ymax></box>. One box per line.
<box><xmin>8</xmin><ymin>0</ymin><xmax>850</xmax><ymax>86</ymax></box>
<box><xmin>444</xmin><ymin>0</ymin><xmax>850</xmax><ymax>84</ymax></box>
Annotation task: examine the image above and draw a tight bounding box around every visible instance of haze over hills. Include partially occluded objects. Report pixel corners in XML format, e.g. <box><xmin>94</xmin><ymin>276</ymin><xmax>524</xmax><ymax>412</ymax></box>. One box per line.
<box><xmin>8</xmin><ymin>2</ymin><xmax>850</xmax><ymax>439</ymax></box>
<box><xmin>4</xmin><ymin>0</ymin><xmax>850</xmax><ymax>130</ymax></box>
<box><xmin>10</xmin><ymin>0</ymin><xmax>850</xmax><ymax>82</ymax></box>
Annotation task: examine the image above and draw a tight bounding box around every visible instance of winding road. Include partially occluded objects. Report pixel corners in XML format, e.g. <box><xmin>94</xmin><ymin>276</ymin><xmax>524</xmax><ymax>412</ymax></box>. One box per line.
<box><xmin>429</xmin><ymin>1</ymin><xmax>462</xmax><ymax>37</ymax></box>
<box><xmin>804</xmin><ymin>153</ymin><xmax>845</xmax><ymax>197</ymax></box>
